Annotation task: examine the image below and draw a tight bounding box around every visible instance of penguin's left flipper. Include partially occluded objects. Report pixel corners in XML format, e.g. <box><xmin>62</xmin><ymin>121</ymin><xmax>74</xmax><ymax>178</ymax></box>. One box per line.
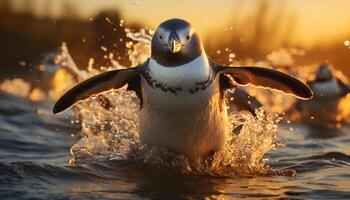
<box><xmin>214</xmin><ymin>64</ymin><xmax>313</xmax><ymax>100</ymax></box>
<box><xmin>53</xmin><ymin>68</ymin><xmax>140</xmax><ymax>114</ymax></box>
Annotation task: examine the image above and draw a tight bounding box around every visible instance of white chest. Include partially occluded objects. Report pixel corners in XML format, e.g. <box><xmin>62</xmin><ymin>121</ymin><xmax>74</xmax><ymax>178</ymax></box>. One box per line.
<box><xmin>142</xmin><ymin>54</ymin><xmax>215</xmax><ymax>108</ymax></box>
<box><xmin>148</xmin><ymin>54</ymin><xmax>211</xmax><ymax>89</ymax></box>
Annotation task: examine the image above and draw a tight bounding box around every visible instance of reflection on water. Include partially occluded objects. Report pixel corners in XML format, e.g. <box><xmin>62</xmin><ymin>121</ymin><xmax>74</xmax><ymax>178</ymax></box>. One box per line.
<box><xmin>66</xmin><ymin>164</ymin><xmax>296</xmax><ymax>199</ymax></box>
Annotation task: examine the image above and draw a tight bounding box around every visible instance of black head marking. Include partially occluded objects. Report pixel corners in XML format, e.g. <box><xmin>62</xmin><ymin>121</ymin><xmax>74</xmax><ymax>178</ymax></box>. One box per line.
<box><xmin>151</xmin><ymin>18</ymin><xmax>203</xmax><ymax>67</ymax></box>
<box><xmin>315</xmin><ymin>64</ymin><xmax>334</xmax><ymax>82</ymax></box>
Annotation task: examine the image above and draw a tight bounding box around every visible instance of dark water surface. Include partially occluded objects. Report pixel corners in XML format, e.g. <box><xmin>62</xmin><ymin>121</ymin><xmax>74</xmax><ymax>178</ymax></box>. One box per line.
<box><xmin>0</xmin><ymin>91</ymin><xmax>350</xmax><ymax>200</ymax></box>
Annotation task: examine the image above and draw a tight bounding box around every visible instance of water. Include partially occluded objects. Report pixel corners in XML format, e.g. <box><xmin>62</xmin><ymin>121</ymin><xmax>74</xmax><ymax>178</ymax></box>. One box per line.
<box><xmin>1</xmin><ymin>31</ymin><xmax>350</xmax><ymax>199</ymax></box>
<box><xmin>1</xmin><ymin>90</ymin><xmax>350</xmax><ymax>199</ymax></box>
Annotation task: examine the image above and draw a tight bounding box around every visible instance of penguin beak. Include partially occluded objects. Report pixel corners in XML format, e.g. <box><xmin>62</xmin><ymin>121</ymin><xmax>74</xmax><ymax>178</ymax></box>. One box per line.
<box><xmin>168</xmin><ymin>32</ymin><xmax>181</xmax><ymax>53</ymax></box>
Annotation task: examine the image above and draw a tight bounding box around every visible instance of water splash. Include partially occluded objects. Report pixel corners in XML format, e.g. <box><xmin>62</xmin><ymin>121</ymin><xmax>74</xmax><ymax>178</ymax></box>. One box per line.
<box><xmin>125</xmin><ymin>28</ymin><xmax>152</xmax><ymax>66</ymax></box>
<box><xmin>267</xmin><ymin>48</ymin><xmax>305</xmax><ymax>67</ymax></box>
<box><xmin>71</xmin><ymin>94</ymin><xmax>283</xmax><ymax>176</ymax></box>
<box><xmin>66</xmin><ymin>30</ymin><xmax>286</xmax><ymax>176</ymax></box>
<box><xmin>0</xmin><ymin>78</ymin><xmax>32</xmax><ymax>98</ymax></box>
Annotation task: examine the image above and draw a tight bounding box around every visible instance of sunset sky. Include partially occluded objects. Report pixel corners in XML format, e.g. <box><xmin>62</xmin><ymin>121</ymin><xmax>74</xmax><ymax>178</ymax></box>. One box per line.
<box><xmin>9</xmin><ymin>0</ymin><xmax>350</xmax><ymax>48</ymax></box>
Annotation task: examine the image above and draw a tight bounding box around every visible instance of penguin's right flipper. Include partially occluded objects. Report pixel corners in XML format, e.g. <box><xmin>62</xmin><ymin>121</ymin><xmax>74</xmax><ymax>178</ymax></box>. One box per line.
<box><xmin>53</xmin><ymin>67</ymin><xmax>141</xmax><ymax>114</ymax></box>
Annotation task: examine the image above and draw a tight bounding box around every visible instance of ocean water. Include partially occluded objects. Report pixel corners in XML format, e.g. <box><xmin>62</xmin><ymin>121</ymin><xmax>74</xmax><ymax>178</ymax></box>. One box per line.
<box><xmin>0</xmin><ymin>31</ymin><xmax>350</xmax><ymax>200</ymax></box>
<box><xmin>1</xmin><ymin>89</ymin><xmax>350</xmax><ymax>200</ymax></box>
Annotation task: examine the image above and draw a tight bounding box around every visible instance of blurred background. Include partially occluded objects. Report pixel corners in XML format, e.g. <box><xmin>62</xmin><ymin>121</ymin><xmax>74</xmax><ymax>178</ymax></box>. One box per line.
<box><xmin>0</xmin><ymin>0</ymin><xmax>349</xmax><ymax>81</ymax></box>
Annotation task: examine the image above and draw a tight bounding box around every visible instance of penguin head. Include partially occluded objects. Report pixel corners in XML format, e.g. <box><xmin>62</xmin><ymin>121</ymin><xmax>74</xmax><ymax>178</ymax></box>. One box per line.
<box><xmin>316</xmin><ymin>64</ymin><xmax>334</xmax><ymax>82</ymax></box>
<box><xmin>151</xmin><ymin>18</ymin><xmax>203</xmax><ymax>67</ymax></box>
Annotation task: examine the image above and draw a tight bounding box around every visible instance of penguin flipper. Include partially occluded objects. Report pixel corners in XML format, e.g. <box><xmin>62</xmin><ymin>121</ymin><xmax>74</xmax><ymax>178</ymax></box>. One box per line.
<box><xmin>53</xmin><ymin>68</ymin><xmax>140</xmax><ymax>114</ymax></box>
<box><xmin>337</xmin><ymin>79</ymin><xmax>350</xmax><ymax>96</ymax></box>
<box><xmin>213</xmin><ymin>63</ymin><xmax>313</xmax><ymax>100</ymax></box>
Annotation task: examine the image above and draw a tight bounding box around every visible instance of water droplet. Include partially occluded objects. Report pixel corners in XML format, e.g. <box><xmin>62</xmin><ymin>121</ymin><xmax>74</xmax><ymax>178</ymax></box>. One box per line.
<box><xmin>310</xmin><ymin>116</ymin><xmax>315</xmax><ymax>120</ymax></box>
<box><xmin>100</xmin><ymin>46</ymin><xmax>107</xmax><ymax>52</ymax></box>
<box><xmin>19</xmin><ymin>61</ymin><xmax>26</xmax><ymax>66</ymax></box>
<box><xmin>344</xmin><ymin>40</ymin><xmax>350</xmax><ymax>46</ymax></box>
<box><xmin>228</xmin><ymin>53</ymin><xmax>236</xmax><ymax>62</ymax></box>
<box><xmin>336</xmin><ymin>123</ymin><xmax>342</xmax><ymax>129</ymax></box>
<box><xmin>119</xmin><ymin>19</ymin><xmax>124</xmax><ymax>27</ymax></box>
<box><xmin>336</xmin><ymin>115</ymin><xmax>342</xmax><ymax>122</ymax></box>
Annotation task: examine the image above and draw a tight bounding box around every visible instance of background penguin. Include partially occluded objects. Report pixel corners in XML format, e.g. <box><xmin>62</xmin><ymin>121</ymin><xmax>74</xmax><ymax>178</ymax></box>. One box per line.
<box><xmin>291</xmin><ymin>64</ymin><xmax>350</xmax><ymax>127</ymax></box>
<box><xmin>310</xmin><ymin>64</ymin><xmax>350</xmax><ymax>96</ymax></box>
<box><xmin>53</xmin><ymin>18</ymin><xmax>312</xmax><ymax>159</ymax></box>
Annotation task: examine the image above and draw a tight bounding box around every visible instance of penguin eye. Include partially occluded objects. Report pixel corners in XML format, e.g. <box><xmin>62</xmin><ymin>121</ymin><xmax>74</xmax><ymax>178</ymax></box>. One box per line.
<box><xmin>186</xmin><ymin>35</ymin><xmax>190</xmax><ymax>40</ymax></box>
<box><xmin>159</xmin><ymin>35</ymin><xmax>163</xmax><ymax>40</ymax></box>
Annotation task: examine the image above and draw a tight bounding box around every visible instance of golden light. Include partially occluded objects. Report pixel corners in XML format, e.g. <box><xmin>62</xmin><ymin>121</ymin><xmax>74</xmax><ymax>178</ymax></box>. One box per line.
<box><xmin>0</xmin><ymin>78</ymin><xmax>31</xmax><ymax>97</ymax></box>
<box><xmin>29</xmin><ymin>88</ymin><xmax>45</xmax><ymax>101</ymax></box>
<box><xmin>345</xmin><ymin>40</ymin><xmax>350</xmax><ymax>46</ymax></box>
<box><xmin>50</xmin><ymin>68</ymin><xmax>76</xmax><ymax>100</ymax></box>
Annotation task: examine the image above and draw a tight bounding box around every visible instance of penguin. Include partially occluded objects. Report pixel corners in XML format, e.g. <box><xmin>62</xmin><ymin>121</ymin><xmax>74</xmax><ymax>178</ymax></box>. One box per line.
<box><xmin>53</xmin><ymin>19</ymin><xmax>312</xmax><ymax>159</ymax></box>
<box><xmin>292</xmin><ymin>64</ymin><xmax>350</xmax><ymax>124</ymax></box>
<box><xmin>309</xmin><ymin>64</ymin><xmax>350</xmax><ymax>97</ymax></box>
